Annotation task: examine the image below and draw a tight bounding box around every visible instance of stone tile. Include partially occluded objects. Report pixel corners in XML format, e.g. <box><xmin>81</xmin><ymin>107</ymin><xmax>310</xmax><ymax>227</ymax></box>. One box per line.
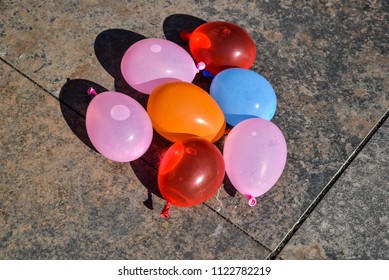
<box><xmin>204</xmin><ymin>1</ymin><xmax>389</xmax><ymax>249</ymax></box>
<box><xmin>1</xmin><ymin>1</ymin><xmax>388</xmax><ymax>252</ymax></box>
<box><xmin>0</xmin><ymin>62</ymin><xmax>270</xmax><ymax>259</ymax></box>
<box><xmin>0</xmin><ymin>1</ymin><xmax>210</xmax><ymax>96</ymax></box>
<box><xmin>280</xmin><ymin>119</ymin><xmax>389</xmax><ymax>259</ymax></box>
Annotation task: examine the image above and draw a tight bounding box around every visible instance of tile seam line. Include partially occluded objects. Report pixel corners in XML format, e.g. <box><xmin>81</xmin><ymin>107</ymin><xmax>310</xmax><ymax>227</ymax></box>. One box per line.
<box><xmin>0</xmin><ymin>58</ymin><xmax>158</xmax><ymax>165</ymax></box>
<box><xmin>4</xmin><ymin>57</ymin><xmax>385</xmax><ymax>257</ymax></box>
<box><xmin>1</xmin><ymin>57</ymin><xmax>56</xmax><ymax>97</ymax></box>
<box><xmin>1</xmin><ymin>58</ymin><xmax>260</xmax><ymax>242</ymax></box>
<box><xmin>266</xmin><ymin>108</ymin><xmax>389</xmax><ymax>260</ymax></box>
<box><xmin>0</xmin><ymin>57</ymin><xmax>86</xmax><ymax>119</ymax></box>
<box><xmin>203</xmin><ymin>203</ymin><xmax>273</xmax><ymax>253</ymax></box>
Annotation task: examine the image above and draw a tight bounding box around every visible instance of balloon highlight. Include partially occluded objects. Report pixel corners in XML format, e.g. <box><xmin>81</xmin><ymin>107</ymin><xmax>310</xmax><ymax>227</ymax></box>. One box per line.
<box><xmin>86</xmin><ymin>91</ymin><xmax>153</xmax><ymax>162</ymax></box>
<box><xmin>121</xmin><ymin>38</ymin><xmax>203</xmax><ymax>94</ymax></box>
<box><xmin>210</xmin><ymin>68</ymin><xmax>277</xmax><ymax>126</ymax></box>
<box><xmin>158</xmin><ymin>138</ymin><xmax>225</xmax><ymax>217</ymax></box>
<box><xmin>189</xmin><ymin>21</ymin><xmax>256</xmax><ymax>75</ymax></box>
<box><xmin>223</xmin><ymin>118</ymin><xmax>287</xmax><ymax>205</ymax></box>
<box><xmin>147</xmin><ymin>81</ymin><xmax>226</xmax><ymax>143</ymax></box>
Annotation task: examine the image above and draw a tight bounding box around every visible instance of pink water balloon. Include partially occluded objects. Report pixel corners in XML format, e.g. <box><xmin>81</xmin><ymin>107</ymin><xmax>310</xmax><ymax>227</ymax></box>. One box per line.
<box><xmin>86</xmin><ymin>90</ymin><xmax>153</xmax><ymax>162</ymax></box>
<box><xmin>223</xmin><ymin>118</ymin><xmax>287</xmax><ymax>206</ymax></box>
<box><xmin>121</xmin><ymin>38</ymin><xmax>205</xmax><ymax>94</ymax></box>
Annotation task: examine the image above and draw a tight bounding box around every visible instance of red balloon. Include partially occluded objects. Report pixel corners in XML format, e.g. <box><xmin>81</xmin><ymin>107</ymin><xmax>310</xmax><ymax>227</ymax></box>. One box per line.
<box><xmin>158</xmin><ymin>138</ymin><xmax>225</xmax><ymax>209</ymax></box>
<box><xmin>189</xmin><ymin>21</ymin><xmax>256</xmax><ymax>75</ymax></box>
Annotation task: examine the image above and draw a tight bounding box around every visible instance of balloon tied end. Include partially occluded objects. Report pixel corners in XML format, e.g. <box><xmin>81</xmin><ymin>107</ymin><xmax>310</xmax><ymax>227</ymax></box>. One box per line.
<box><xmin>202</xmin><ymin>69</ymin><xmax>215</xmax><ymax>78</ymax></box>
<box><xmin>87</xmin><ymin>87</ymin><xmax>97</xmax><ymax>97</ymax></box>
<box><xmin>196</xmin><ymin>62</ymin><xmax>206</xmax><ymax>72</ymax></box>
<box><xmin>180</xmin><ymin>31</ymin><xmax>191</xmax><ymax>40</ymax></box>
<box><xmin>160</xmin><ymin>202</ymin><xmax>171</xmax><ymax>218</ymax></box>
<box><xmin>247</xmin><ymin>196</ymin><xmax>257</xmax><ymax>207</ymax></box>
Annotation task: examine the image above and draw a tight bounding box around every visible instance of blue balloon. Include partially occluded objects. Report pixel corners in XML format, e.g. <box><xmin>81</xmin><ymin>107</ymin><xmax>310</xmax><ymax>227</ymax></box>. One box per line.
<box><xmin>210</xmin><ymin>68</ymin><xmax>277</xmax><ymax>126</ymax></box>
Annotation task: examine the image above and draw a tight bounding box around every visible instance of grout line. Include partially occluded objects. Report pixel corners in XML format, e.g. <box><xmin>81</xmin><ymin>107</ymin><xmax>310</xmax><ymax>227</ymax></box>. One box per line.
<box><xmin>203</xmin><ymin>203</ymin><xmax>273</xmax><ymax>253</ymax></box>
<box><xmin>266</xmin><ymin>108</ymin><xmax>389</xmax><ymax>260</ymax></box>
<box><xmin>0</xmin><ymin>57</ymin><xmax>88</xmax><ymax>121</ymax></box>
<box><xmin>3</xmin><ymin>57</ymin><xmax>387</xmax><ymax>259</ymax></box>
<box><xmin>1</xmin><ymin>57</ymin><xmax>56</xmax><ymax>98</ymax></box>
<box><xmin>2</xmin><ymin>56</ymin><xmax>268</xmax><ymax>255</ymax></box>
<box><xmin>1</xmin><ymin>57</ymin><xmax>157</xmax><ymax>168</ymax></box>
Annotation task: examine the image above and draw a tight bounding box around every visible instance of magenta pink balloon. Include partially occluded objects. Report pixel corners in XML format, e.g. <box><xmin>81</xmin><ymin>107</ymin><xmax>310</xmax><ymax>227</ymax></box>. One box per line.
<box><xmin>86</xmin><ymin>91</ymin><xmax>153</xmax><ymax>162</ymax></box>
<box><xmin>121</xmin><ymin>38</ymin><xmax>203</xmax><ymax>94</ymax></box>
<box><xmin>223</xmin><ymin>118</ymin><xmax>287</xmax><ymax>206</ymax></box>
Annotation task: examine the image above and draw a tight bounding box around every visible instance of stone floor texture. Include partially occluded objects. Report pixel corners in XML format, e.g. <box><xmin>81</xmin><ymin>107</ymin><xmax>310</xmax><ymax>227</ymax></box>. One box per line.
<box><xmin>280</xmin><ymin>119</ymin><xmax>388</xmax><ymax>259</ymax></box>
<box><xmin>0</xmin><ymin>1</ymin><xmax>388</xmax><ymax>259</ymax></box>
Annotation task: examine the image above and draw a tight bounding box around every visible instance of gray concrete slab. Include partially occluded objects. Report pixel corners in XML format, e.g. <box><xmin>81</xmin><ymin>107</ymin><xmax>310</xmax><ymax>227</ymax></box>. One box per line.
<box><xmin>1</xmin><ymin>0</ymin><xmax>388</xmax><ymax>256</ymax></box>
<box><xmin>280</xmin><ymin>119</ymin><xmax>389</xmax><ymax>259</ymax></box>
<box><xmin>0</xmin><ymin>62</ymin><xmax>270</xmax><ymax>259</ymax></box>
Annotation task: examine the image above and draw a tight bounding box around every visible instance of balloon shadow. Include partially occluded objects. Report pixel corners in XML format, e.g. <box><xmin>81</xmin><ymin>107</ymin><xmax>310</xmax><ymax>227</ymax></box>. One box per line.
<box><xmin>162</xmin><ymin>14</ymin><xmax>206</xmax><ymax>49</ymax></box>
<box><xmin>222</xmin><ymin>174</ymin><xmax>238</xmax><ymax>197</ymax></box>
<box><xmin>59</xmin><ymin>78</ymin><xmax>108</xmax><ymax>152</ymax></box>
<box><xmin>94</xmin><ymin>28</ymin><xmax>177</xmax><ymax>207</ymax></box>
<box><xmin>94</xmin><ymin>28</ymin><xmax>149</xmax><ymax>108</ymax></box>
<box><xmin>163</xmin><ymin>14</ymin><xmax>213</xmax><ymax>93</ymax></box>
<box><xmin>58</xmin><ymin>76</ymin><xmax>168</xmax><ymax>207</ymax></box>
<box><xmin>59</xmin><ymin>23</ymin><xmax>225</xmax><ymax>211</ymax></box>
<box><xmin>130</xmin><ymin>158</ymin><xmax>162</xmax><ymax>210</ymax></box>
<box><xmin>212</xmin><ymin>129</ymin><xmax>238</xmax><ymax>197</ymax></box>
<box><xmin>130</xmin><ymin>129</ymin><xmax>175</xmax><ymax>208</ymax></box>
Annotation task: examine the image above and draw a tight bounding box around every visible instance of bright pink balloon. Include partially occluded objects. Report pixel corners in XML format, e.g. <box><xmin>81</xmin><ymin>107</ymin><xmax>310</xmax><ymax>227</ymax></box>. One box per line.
<box><xmin>121</xmin><ymin>38</ymin><xmax>204</xmax><ymax>94</ymax></box>
<box><xmin>223</xmin><ymin>118</ymin><xmax>287</xmax><ymax>206</ymax></box>
<box><xmin>86</xmin><ymin>91</ymin><xmax>153</xmax><ymax>162</ymax></box>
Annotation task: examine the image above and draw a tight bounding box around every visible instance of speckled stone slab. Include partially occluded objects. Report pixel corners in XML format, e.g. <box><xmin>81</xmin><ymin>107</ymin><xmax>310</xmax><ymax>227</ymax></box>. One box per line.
<box><xmin>279</xmin><ymin>119</ymin><xmax>389</xmax><ymax>259</ymax></box>
<box><xmin>1</xmin><ymin>0</ymin><xmax>388</xmax><ymax>254</ymax></box>
<box><xmin>0</xmin><ymin>62</ymin><xmax>270</xmax><ymax>259</ymax></box>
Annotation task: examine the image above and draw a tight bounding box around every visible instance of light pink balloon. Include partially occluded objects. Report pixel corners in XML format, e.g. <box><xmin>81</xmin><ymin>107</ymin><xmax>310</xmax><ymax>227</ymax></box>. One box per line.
<box><xmin>223</xmin><ymin>118</ymin><xmax>287</xmax><ymax>206</ymax></box>
<box><xmin>86</xmin><ymin>91</ymin><xmax>153</xmax><ymax>162</ymax></box>
<box><xmin>121</xmin><ymin>38</ymin><xmax>204</xmax><ymax>94</ymax></box>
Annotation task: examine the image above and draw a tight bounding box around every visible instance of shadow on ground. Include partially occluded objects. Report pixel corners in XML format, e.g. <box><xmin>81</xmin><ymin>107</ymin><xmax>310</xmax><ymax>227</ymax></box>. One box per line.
<box><xmin>58</xmin><ymin>14</ymin><xmax>237</xmax><ymax>211</ymax></box>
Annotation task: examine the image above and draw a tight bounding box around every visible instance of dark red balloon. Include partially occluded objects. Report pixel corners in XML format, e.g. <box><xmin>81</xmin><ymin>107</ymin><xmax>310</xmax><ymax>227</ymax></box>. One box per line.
<box><xmin>189</xmin><ymin>21</ymin><xmax>256</xmax><ymax>75</ymax></box>
<box><xmin>158</xmin><ymin>138</ymin><xmax>225</xmax><ymax>207</ymax></box>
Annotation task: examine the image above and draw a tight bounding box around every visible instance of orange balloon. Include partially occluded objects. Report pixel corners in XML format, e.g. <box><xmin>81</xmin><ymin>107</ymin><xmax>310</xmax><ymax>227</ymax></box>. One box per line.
<box><xmin>147</xmin><ymin>81</ymin><xmax>226</xmax><ymax>142</ymax></box>
<box><xmin>158</xmin><ymin>138</ymin><xmax>225</xmax><ymax>207</ymax></box>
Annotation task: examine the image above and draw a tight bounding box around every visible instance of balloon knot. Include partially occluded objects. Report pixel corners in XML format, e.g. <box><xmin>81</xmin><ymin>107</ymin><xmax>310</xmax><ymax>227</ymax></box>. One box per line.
<box><xmin>247</xmin><ymin>196</ymin><xmax>257</xmax><ymax>207</ymax></box>
<box><xmin>196</xmin><ymin>62</ymin><xmax>206</xmax><ymax>71</ymax></box>
<box><xmin>87</xmin><ymin>87</ymin><xmax>97</xmax><ymax>96</ymax></box>
<box><xmin>180</xmin><ymin>31</ymin><xmax>191</xmax><ymax>40</ymax></box>
<box><xmin>160</xmin><ymin>201</ymin><xmax>171</xmax><ymax>218</ymax></box>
